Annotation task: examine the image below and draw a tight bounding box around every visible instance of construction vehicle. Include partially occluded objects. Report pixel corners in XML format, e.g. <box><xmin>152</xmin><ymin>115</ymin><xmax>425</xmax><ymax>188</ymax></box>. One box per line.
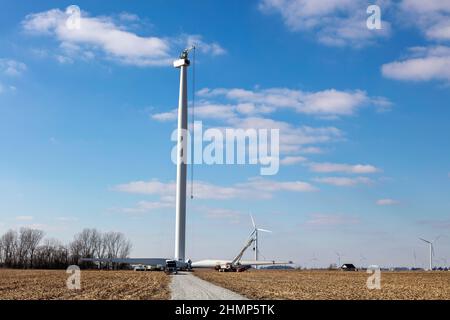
<box><xmin>165</xmin><ymin>260</ymin><xmax>178</xmax><ymax>275</ymax></box>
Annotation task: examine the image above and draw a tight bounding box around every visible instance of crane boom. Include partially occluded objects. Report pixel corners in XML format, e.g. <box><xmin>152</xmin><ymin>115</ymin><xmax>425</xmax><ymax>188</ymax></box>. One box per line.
<box><xmin>232</xmin><ymin>235</ymin><xmax>256</xmax><ymax>266</ymax></box>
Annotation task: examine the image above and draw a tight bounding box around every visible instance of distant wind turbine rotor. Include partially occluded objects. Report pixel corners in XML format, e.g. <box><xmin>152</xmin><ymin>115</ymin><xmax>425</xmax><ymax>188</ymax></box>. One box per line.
<box><xmin>335</xmin><ymin>252</ymin><xmax>344</xmax><ymax>268</ymax></box>
<box><xmin>419</xmin><ymin>236</ymin><xmax>441</xmax><ymax>271</ymax></box>
<box><xmin>310</xmin><ymin>253</ymin><xmax>319</xmax><ymax>269</ymax></box>
<box><xmin>249</xmin><ymin>214</ymin><xmax>272</xmax><ymax>265</ymax></box>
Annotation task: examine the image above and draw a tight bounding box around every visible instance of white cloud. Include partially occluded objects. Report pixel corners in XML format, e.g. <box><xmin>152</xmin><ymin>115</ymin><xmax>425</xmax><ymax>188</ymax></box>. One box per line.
<box><xmin>238</xmin><ymin>177</ymin><xmax>318</xmax><ymax>193</ymax></box>
<box><xmin>382</xmin><ymin>46</ymin><xmax>450</xmax><ymax>82</ymax></box>
<box><xmin>193</xmin><ymin>103</ymin><xmax>237</xmax><ymax>120</ymax></box>
<box><xmin>114</xmin><ymin>177</ymin><xmax>317</xmax><ymax>201</ymax></box>
<box><xmin>400</xmin><ymin>0</ymin><xmax>450</xmax><ymax>41</ymax></box>
<box><xmin>304</xmin><ymin>213</ymin><xmax>359</xmax><ymax>227</ymax></box>
<box><xmin>314</xmin><ymin>176</ymin><xmax>373</xmax><ymax>187</ymax></box>
<box><xmin>197</xmin><ymin>87</ymin><xmax>388</xmax><ymax>117</ymax></box>
<box><xmin>309</xmin><ymin>162</ymin><xmax>379</xmax><ymax>174</ymax></box>
<box><xmin>152</xmin><ymin>103</ymin><xmax>236</xmax><ymax>122</ymax></box>
<box><xmin>376</xmin><ymin>198</ymin><xmax>399</xmax><ymax>206</ymax></box>
<box><xmin>280</xmin><ymin>156</ymin><xmax>307</xmax><ymax>165</ymax></box>
<box><xmin>22</xmin><ymin>9</ymin><xmax>223</xmax><ymax>67</ymax></box>
<box><xmin>184</xmin><ymin>34</ymin><xmax>227</xmax><ymax>56</ymax></box>
<box><xmin>151</xmin><ymin>86</ymin><xmax>388</xmax><ymax>163</ymax></box>
<box><xmin>231</xmin><ymin>117</ymin><xmax>343</xmax><ymax>154</ymax></box>
<box><xmin>0</xmin><ymin>59</ymin><xmax>27</xmax><ymax>76</ymax></box>
<box><xmin>22</xmin><ymin>9</ymin><xmax>171</xmax><ymax>66</ymax></box>
<box><xmin>118</xmin><ymin>12</ymin><xmax>140</xmax><ymax>23</ymax></box>
<box><xmin>259</xmin><ymin>0</ymin><xmax>391</xmax><ymax>47</ymax></box>
<box><xmin>151</xmin><ymin>110</ymin><xmax>177</xmax><ymax>122</ymax></box>
<box><xmin>152</xmin><ymin>111</ymin><xmax>343</xmax><ymax>156</ymax></box>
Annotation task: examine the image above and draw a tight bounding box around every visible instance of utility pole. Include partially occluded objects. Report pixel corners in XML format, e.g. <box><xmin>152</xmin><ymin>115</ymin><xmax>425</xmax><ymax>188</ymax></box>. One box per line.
<box><xmin>173</xmin><ymin>47</ymin><xmax>193</xmax><ymax>263</ymax></box>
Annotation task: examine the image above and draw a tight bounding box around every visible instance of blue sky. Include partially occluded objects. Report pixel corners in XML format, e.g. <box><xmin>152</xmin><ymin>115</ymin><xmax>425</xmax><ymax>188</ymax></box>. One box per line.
<box><xmin>1</xmin><ymin>0</ymin><xmax>450</xmax><ymax>268</ymax></box>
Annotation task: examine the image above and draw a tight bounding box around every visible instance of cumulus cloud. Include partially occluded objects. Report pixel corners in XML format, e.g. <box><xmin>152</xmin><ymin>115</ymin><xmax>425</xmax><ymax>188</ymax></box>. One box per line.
<box><xmin>151</xmin><ymin>86</ymin><xmax>389</xmax><ymax>163</ymax></box>
<box><xmin>152</xmin><ymin>110</ymin><xmax>344</xmax><ymax>156</ymax></box>
<box><xmin>280</xmin><ymin>156</ymin><xmax>308</xmax><ymax>165</ymax></box>
<box><xmin>184</xmin><ymin>34</ymin><xmax>226</xmax><ymax>56</ymax></box>
<box><xmin>0</xmin><ymin>59</ymin><xmax>27</xmax><ymax>76</ymax></box>
<box><xmin>151</xmin><ymin>110</ymin><xmax>177</xmax><ymax>122</ymax></box>
<box><xmin>231</xmin><ymin>117</ymin><xmax>343</xmax><ymax>154</ymax></box>
<box><xmin>114</xmin><ymin>177</ymin><xmax>317</xmax><ymax>201</ymax></box>
<box><xmin>259</xmin><ymin>0</ymin><xmax>391</xmax><ymax>47</ymax></box>
<box><xmin>197</xmin><ymin>87</ymin><xmax>387</xmax><ymax>117</ymax></box>
<box><xmin>313</xmin><ymin>176</ymin><xmax>373</xmax><ymax>187</ymax></box>
<box><xmin>309</xmin><ymin>162</ymin><xmax>379</xmax><ymax>174</ymax></box>
<box><xmin>382</xmin><ymin>46</ymin><xmax>450</xmax><ymax>82</ymax></box>
<box><xmin>22</xmin><ymin>8</ymin><xmax>224</xmax><ymax>67</ymax></box>
<box><xmin>400</xmin><ymin>0</ymin><xmax>450</xmax><ymax>41</ymax></box>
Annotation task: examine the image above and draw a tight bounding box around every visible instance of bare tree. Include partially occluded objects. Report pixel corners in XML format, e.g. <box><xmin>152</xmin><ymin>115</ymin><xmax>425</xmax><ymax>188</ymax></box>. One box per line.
<box><xmin>15</xmin><ymin>228</ymin><xmax>45</xmax><ymax>268</ymax></box>
<box><xmin>0</xmin><ymin>228</ymin><xmax>132</xmax><ymax>270</ymax></box>
<box><xmin>35</xmin><ymin>239</ymin><xmax>69</xmax><ymax>269</ymax></box>
<box><xmin>71</xmin><ymin>228</ymin><xmax>101</xmax><ymax>260</ymax></box>
<box><xmin>1</xmin><ymin>230</ymin><xmax>18</xmax><ymax>267</ymax></box>
<box><xmin>104</xmin><ymin>231</ymin><xmax>132</xmax><ymax>269</ymax></box>
<box><xmin>0</xmin><ymin>236</ymin><xmax>4</xmax><ymax>266</ymax></box>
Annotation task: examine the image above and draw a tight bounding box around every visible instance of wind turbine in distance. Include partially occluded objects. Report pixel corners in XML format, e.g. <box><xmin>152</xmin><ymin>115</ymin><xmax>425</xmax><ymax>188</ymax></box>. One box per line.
<box><xmin>336</xmin><ymin>252</ymin><xmax>344</xmax><ymax>268</ymax></box>
<box><xmin>413</xmin><ymin>250</ymin><xmax>417</xmax><ymax>269</ymax></box>
<box><xmin>310</xmin><ymin>253</ymin><xmax>319</xmax><ymax>269</ymax></box>
<box><xmin>250</xmin><ymin>214</ymin><xmax>272</xmax><ymax>263</ymax></box>
<box><xmin>419</xmin><ymin>235</ymin><xmax>441</xmax><ymax>271</ymax></box>
<box><xmin>360</xmin><ymin>254</ymin><xmax>367</xmax><ymax>269</ymax></box>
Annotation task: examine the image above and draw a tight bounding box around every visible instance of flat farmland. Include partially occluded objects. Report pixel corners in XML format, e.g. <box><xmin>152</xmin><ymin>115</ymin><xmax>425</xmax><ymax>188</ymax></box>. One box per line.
<box><xmin>195</xmin><ymin>270</ymin><xmax>450</xmax><ymax>300</ymax></box>
<box><xmin>0</xmin><ymin>269</ymin><xmax>170</xmax><ymax>300</ymax></box>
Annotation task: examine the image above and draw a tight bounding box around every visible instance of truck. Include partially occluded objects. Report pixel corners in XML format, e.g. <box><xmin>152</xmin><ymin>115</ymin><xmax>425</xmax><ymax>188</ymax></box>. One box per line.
<box><xmin>165</xmin><ymin>260</ymin><xmax>178</xmax><ymax>275</ymax></box>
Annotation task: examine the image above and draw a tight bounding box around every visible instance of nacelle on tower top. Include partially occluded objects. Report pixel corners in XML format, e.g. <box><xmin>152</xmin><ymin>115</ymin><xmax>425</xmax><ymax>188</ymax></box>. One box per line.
<box><xmin>174</xmin><ymin>46</ymin><xmax>195</xmax><ymax>68</ymax></box>
<box><xmin>173</xmin><ymin>58</ymin><xmax>190</xmax><ymax>68</ymax></box>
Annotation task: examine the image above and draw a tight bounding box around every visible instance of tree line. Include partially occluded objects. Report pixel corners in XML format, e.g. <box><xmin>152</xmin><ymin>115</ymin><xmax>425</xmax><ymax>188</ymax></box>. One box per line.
<box><xmin>0</xmin><ymin>228</ymin><xmax>132</xmax><ymax>269</ymax></box>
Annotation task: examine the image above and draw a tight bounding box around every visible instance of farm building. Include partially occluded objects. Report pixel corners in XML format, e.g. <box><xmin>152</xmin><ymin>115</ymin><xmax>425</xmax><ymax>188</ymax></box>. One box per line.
<box><xmin>341</xmin><ymin>264</ymin><xmax>357</xmax><ymax>271</ymax></box>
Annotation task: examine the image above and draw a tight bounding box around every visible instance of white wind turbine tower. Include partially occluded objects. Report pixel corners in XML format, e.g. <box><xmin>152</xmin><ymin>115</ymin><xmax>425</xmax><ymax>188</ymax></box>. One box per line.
<box><xmin>173</xmin><ymin>46</ymin><xmax>195</xmax><ymax>264</ymax></box>
<box><xmin>250</xmin><ymin>214</ymin><xmax>272</xmax><ymax>263</ymax></box>
<box><xmin>310</xmin><ymin>253</ymin><xmax>319</xmax><ymax>269</ymax></box>
<box><xmin>419</xmin><ymin>235</ymin><xmax>441</xmax><ymax>271</ymax></box>
<box><xmin>336</xmin><ymin>252</ymin><xmax>344</xmax><ymax>268</ymax></box>
<box><xmin>360</xmin><ymin>254</ymin><xmax>367</xmax><ymax>269</ymax></box>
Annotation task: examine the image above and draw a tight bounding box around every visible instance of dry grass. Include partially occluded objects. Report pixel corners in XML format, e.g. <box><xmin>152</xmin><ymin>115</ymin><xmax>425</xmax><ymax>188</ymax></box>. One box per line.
<box><xmin>195</xmin><ymin>269</ymin><xmax>450</xmax><ymax>300</ymax></box>
<box><xmin>0</xmin><ymin>269</ymin><xmax>170</xmax><ymax>300</ymax></box>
